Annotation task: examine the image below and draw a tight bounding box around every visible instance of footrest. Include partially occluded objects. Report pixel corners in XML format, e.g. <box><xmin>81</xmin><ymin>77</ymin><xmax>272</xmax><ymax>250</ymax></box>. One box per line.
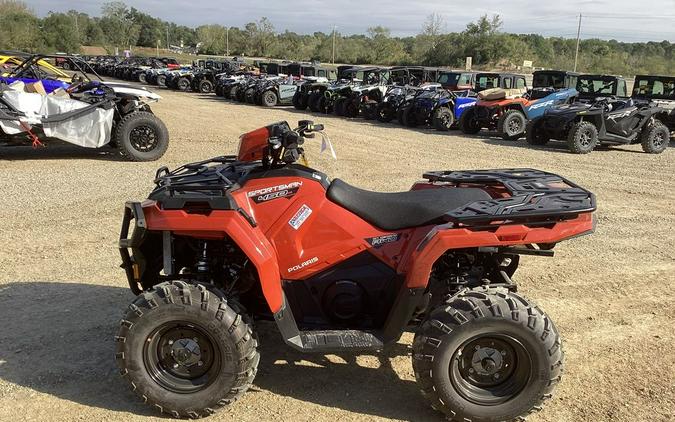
<box><xmin>299</xmin><ymin>330</ymin><xmax>383</xmax><ymax>351</ymax></box>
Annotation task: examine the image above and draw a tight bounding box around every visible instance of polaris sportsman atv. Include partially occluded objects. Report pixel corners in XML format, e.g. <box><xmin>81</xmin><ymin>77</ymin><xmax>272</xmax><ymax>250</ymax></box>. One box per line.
<box><xmin>117</xmin><ymin>120</ymin><xmax>596</xmax><ymax>421</ymax></box>
<box><xmin>527</xmin><ymin>96</ymin><xmax>669</xmax><ymax>154</ymax></box>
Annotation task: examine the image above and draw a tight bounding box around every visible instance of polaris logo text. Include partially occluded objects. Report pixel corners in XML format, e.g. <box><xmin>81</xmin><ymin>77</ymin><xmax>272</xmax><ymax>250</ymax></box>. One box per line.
<box><xmin>248</xmin><ymin>182</ymin><xmax>302</xmax><ymax>203</ymax></box>
<box><xmin>288</xmin><ymin>256</ymin><xmax>319</xmax><ymax>273</ymax></box>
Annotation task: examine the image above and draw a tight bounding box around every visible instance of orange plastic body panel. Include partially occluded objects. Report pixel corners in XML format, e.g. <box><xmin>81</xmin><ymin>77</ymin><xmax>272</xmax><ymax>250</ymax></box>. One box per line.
<box><xmin>141</xmin><ymin>203</ymin><xmax>283</xmax><ymax>312</ymax></box>
<box><xmin>141</xmin><ymin>175</ymin><xmax>595</xmax><ymax>314</ymax></box>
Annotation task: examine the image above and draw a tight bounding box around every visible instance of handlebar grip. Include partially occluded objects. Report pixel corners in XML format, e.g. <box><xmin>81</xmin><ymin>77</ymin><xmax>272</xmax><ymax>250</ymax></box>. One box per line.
<box><xmin>310</xmin><ymin>124</ymin><xmax>324</xmax><ymax>131</ymax></box>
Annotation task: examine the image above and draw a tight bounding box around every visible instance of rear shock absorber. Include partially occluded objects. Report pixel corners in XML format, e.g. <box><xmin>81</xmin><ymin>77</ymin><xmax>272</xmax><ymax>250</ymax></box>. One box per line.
<box><xmin>195</xmin><ymin>241</ymin><xmax>209</xmax><ymax>274</ymax></box>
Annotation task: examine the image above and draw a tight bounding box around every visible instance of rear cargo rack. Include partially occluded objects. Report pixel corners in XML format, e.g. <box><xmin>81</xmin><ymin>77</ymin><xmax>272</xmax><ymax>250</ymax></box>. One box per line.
<box><xmin>423</xmin><ymin>168</ymin><xmax>596</xmax><ymax>225</ymax></box>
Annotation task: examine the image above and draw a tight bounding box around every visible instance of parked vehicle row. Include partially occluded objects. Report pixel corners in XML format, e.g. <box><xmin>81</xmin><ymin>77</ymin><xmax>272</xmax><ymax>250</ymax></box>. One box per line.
<box><xmin>93</xmin><ymin>54</ymin><xmax>674</xmax><ymax>155</ymax></box>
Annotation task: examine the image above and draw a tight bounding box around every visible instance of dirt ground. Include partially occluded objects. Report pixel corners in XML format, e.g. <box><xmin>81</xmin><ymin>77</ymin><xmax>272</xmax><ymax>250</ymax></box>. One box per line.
<box><xmin>0</xmin><ymin>84</ymin><xmax>674</xmax><ymax>422</ymax></box>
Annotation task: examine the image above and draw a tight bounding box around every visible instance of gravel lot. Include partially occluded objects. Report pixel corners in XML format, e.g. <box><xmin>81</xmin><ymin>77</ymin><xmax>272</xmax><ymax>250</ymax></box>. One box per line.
<box><xmin>0</xmin><ymin>84</ymin><xmax>673</xmax><ymax>422</ymax></box>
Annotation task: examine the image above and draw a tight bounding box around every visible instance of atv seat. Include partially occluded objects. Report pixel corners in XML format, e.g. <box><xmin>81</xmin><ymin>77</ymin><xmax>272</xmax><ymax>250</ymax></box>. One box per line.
<box><xmin>327</xmin><ymin>179</ymin><xmax>492</xmax><ymax>231</ymax></box>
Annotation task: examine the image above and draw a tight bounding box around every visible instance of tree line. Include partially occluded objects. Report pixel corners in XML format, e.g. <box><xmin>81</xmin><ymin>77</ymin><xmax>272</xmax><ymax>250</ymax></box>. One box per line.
<box><xmin>1</xmin><ymin>0</ymin><xmax>673</xmax><ymax>76</ymax></box>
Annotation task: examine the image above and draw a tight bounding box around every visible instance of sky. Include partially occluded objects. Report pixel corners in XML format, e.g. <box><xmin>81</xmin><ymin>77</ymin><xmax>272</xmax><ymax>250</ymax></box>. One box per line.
<box><xmin>25</xmin><ymin>0</ymin><xmax>675</xmax><ymax>42</ymax></box>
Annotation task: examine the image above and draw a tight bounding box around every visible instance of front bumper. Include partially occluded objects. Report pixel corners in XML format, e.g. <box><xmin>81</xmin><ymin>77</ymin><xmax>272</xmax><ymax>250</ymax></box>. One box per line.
<box><xmin>119</xmin><ymin>201</ymin><xmax>146</xmax><ymax>294</ymax></box>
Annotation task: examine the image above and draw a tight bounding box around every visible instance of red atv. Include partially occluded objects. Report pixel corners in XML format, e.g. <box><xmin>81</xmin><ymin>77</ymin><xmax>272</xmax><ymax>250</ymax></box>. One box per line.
<box><xmin>116</xmin><ymin>121</ymin><xmax>596</xmax><ymax>421</ymax></box>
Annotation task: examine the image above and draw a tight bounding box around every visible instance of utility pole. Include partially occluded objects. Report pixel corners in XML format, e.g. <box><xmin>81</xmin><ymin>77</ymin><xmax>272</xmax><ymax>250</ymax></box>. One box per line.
<box><xmin>166</xmin><ymin>25</ymin><xmax>170</xmax><ymax>50</ymax></box>
<box><xmin>226</xmin><ymin>27</ymin><xmax>229</xmax><ymax>56</ymax></box>
<box><xmin>574</xmin><ymin>13</ymin><xmax>582</xmax><ymax>72</ymax></box>
<box><xmin>332</xmin><ymin>25</ymin><xmax>336</xmax><ymax>64</ymax></box>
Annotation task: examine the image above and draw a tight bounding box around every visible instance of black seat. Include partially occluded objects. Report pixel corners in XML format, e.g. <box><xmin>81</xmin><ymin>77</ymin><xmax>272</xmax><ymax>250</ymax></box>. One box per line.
<box><xmin>327</xmin><ymin>179</ymin><xmax>492</xmax><ymax>231</ymax></box>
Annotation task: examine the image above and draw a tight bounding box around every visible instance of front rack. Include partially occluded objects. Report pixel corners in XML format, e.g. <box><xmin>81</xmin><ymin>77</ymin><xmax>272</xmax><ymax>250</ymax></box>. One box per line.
<box><xmin>148</xmin><ymin>155</ymin><xmax>247</xmax><ymax>210</ymax></box>
<box><xmin>423</xmin><ymin>168</ymin><xmax>596</xmax><ymax>225</ymax></box>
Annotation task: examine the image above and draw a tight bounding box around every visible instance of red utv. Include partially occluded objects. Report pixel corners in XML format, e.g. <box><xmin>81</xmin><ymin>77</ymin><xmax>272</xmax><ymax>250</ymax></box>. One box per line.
<box><xmin>116</xmin><ymin>121</ymin><xmax>596</xmax><ymax>421</ymax></box>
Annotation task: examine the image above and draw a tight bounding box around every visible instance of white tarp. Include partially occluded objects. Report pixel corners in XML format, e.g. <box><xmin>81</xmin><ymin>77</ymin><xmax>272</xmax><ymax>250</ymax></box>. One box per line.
<box><xmin>0</xmin><ymin>90</ymin><xmax>114</xmax><ymax>148</ymax></box>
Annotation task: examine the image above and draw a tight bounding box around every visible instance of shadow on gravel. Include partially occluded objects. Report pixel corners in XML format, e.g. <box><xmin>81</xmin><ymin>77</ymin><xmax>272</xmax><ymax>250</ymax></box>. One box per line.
<box><xmin>0</xmin><ymin>144</ymin><xmax>122</xmax><ymax>161</ymax></box>
<box><xmin>253</xmin><ymin>321</ymin><xmax>441</xmax><ymax>421</ymax></box>
<box><xmin>0</xmin><ymin>281</ymin><xmax>440</xmax><ymax>421</ymax></box>
<box><xmin>0</xmin><ymin>281</ymin><xmax>153</xmax><ymax>416</ymax></box>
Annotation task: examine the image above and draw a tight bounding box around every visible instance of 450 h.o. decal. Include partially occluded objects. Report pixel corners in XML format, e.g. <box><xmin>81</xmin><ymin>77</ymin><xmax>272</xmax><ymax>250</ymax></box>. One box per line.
<box><xmin>247</xmin><ymin>181</ymin><xmax>303</xmax><ymax>203</ymax></box>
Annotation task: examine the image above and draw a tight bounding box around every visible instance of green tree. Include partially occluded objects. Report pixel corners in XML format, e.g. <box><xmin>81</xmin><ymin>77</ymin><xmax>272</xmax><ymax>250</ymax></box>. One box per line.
<box><xmin>0</xmin><ymin>1</ymin><xmax>42</xmax><ymax>51</ymax></box>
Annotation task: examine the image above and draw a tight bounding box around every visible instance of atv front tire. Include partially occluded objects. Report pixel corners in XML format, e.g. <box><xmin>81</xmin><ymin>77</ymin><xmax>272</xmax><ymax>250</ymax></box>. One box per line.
<box><xmin>176</xmin><ymin>77</ymin><xmax>190</xmax><ymax>91</ymax></box>
<box><xmin>498</xmin><ymin>109</ymin><xmax>527</xmax><ymax>140</ymax></box>
<box><xmin>526</xmin><ymin>118</ymin><xmax>550</xmax><ymax>145</ymax></box>
<box><xmin>567</xmin><ymin>121</ymin><xmax>598</xmax><ymax>154</ymax></box>
<box><xmin>156</xmin><ymin>74</ymin><xmax>166</xmax><ymax>87</ymax></box>
<box><xmin>115</xmin><ymin>111</ymin><xmax>170</xmax><ymax>161</ymax></box>
<box><xmin>459</xmin><ymin>108</ymin><xmax>481</xmax><ymax>134</ymax></box>
<box><xmin>262</xmin><ymin>90</ymin><xmax>278</xmax><ymax>107</ymax></box>
<box><xmin>412</xmin><ymin>286</ymin><xmax>563</xmax><ymax>422</ymax></box>
<box><xmin>199</xmin><ymin>80</ymin><xmax>214</xmax><ymax>93</ymax></box>
<box><xmin>293</xmin><ymin>92</ymin><xmax>308</xmax><ymax>110</ymax></box>
<box><xmin>116</xmin><ymin>281</ymin><xmax>259</xmax><ymax>418</ymax></box>
<box><xmin>377</xmin><ymin>103</ymin><xmax>395</xmax><ymax>123</ymax></box>
<box><xmin>432</xmin><ymin>107</ymin><xmax>455</xmax><ymax>131</ymax></box>
<box><xmin>640</xmin><ymin>120</ymin><xmax>669</xmax><ymax>154</ymax></box>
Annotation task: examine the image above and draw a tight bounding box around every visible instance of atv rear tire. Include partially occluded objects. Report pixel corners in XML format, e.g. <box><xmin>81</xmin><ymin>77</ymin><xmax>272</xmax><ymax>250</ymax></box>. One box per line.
<box><xmin>293</xmin><ymin>92</ymin><xmax>308</xmax><ymax>110</ymax></box>
<box><xmin>115</xmin><ymin>111</ymin><xmax>169</xmax><ymax>162</ymax></box>
<box><xmin>308</xmin><ymin>92</ymin><xmax>320</xmax><ymax>112</ymax></box>
<box><xmin>199</xmin><ymin>80</ymin><xmax>214</xmax><ymax>93</ymax></box>
<box><xmin>156</xmin><ymin>74</ymin><xmax>166</xmax><ymax>87</ymax></box>
<box><xmin>640</xmin><ymin>120</ymin><xmax>669</xmax><ymax>154</ymax></box>
<box><xmin>318</xmin><ymin>96</ymin><xmax>330</xmax><ymax>114</ymax></box>
<box><xmin>498</xmin><ymin>109</ymin><xmax>527</xmax><ymax>140</ymax></box>
<box><xmin>459</xmin><ymin>108</ymin><xmax>481</xmax><ymax>134</ymax></box>
<box><xmin>176</xmin><ymin>77</ymin><xmax>190</xmax><ymax>91</ymax></box>
<box><xmin>377</xmin><ymin>103</ymin><xmax>395</xmax><ymax>123</ymax></box>
<box><xmin>412</xmin><ymin>286</ymin><xmax>563</xmax><ymax>422</ymax></box>
<box><xmin>432</xmin><ymin>107</ymin><xmax>455</xmax><ymax>131</ymax></box>
<box><xmin>262</xmin><ymin>90</ymin><xmax>278</xmax><ymax>107</ymax></box>
<box><xmin>334</xmin><ymin>98</ymin><xmax>346</xmax><ymax>116</ymax></box>
<box><xmin>116</xmin><ymin>281</ymin><xmax>259</xmax><ymax>418</ymax></box>
<box><xmin>526</xmin><ymin>118</ymin><xmax>550</xmax><ymax>145</ymax></box>
<box><xmin>567</xmin><ymin>121</ymin><xmax>598</xmax><ymax>154</ymax></box>
<box><xmin>401</xmin><ymin>106</ymin><xmax>417</xmax><ymax>127</ymax></box>
<box><xmin>139</xmin><ymin>73</ymin><xmax>147</xmax><ymax>84</ymax></box>
<box><xmin>230</xmin><ymin>85</ymin><xmax>239</xmax><ymax>100</ymax></box>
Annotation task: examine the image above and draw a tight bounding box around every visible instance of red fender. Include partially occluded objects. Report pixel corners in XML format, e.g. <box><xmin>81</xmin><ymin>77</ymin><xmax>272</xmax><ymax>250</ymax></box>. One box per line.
<box><xmin>401</xmin><ymin>212</ymin><xmax>595</xmax><ymax>289</ymax></box>
<box><xmin>142</xmin><ymin>203</ymin><xmax>283</xmax><ymax>312</ymax></box>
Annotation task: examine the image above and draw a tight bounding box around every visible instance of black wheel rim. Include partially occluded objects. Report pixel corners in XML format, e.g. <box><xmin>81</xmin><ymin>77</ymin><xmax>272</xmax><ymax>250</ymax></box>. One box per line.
<box><xmin>653</xmin><ymin>131</ymin><xmax>665</xmax><ymax>148</ymax></box>
<box><xmin>579</xmin><ymin>129</ymin><xmax>593</xmax><ymax>147</ymax></box>
<box><xmin>507</xmin><ymin>116</ymin><xmax>523</xmax><ymax>135</ymax></box>
<box><xmin>129</xmin><ymin>125</ymin><xmax>159</xmax><ymax>152</ymax></box>
<box><xmin>143</xmin><ymin>321</ymin><xmax>221</xmax><ymax>394</ymax></box>
<box><xmin>440</xmin><ymin>111</ymin><xmax>452</xmax><ymax>128</ymax></box>
<box><xmin>450</xmin><ymin>334</ymin><xmax>532</xmax><ymax>406</ymax></box>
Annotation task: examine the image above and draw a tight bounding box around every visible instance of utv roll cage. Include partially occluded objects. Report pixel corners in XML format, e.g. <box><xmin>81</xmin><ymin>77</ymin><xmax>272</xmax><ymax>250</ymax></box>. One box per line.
<box><xmin>532</xmin><ymin>70</ymin><xmax>579</xmax><ymax>90</ymax></box>
<box><xmin>8</xmin><ymin>53</ymin><xmax>104</xmax><ymax>82</ymax></box>
<box><xmin>576</xmin><ymin>74</ymin><xmax>628</xmax><ymax>99</ymax></box>
<box><xmin>474</xmin><ymin>72</ymin><xmax>527</xmax><ymax>92</ymax></box>
<box><xmin>632</xmin><ymin>75</ymin><xmax>675</xmax><ymax>101</ymax></box>
<box><xmin>389</xmin><ymin>66</ymin><xmax>439</xmax><ymax>86</ymax></box>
